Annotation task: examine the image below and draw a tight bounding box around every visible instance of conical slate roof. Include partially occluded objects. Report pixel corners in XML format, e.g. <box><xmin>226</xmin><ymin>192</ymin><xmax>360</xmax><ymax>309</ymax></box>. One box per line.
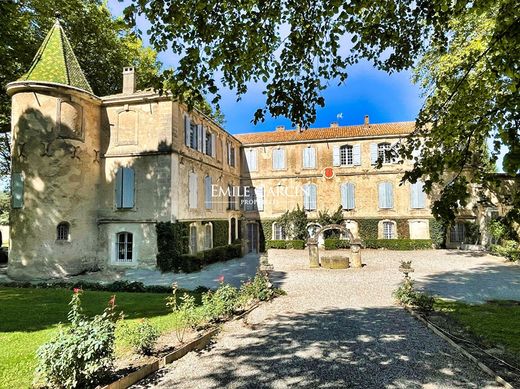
<box><xmin>18</xmin><ymin>18</ymin><xmax>93</xmax><ymax>94</ymax></box>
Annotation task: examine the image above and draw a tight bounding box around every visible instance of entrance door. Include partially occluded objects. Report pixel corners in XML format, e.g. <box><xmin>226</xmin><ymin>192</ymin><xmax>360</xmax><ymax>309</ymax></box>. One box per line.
<box><xmin>247</xmin><ymin>223</ymin><xmax>258</xmax><ymax>253</ymax></box>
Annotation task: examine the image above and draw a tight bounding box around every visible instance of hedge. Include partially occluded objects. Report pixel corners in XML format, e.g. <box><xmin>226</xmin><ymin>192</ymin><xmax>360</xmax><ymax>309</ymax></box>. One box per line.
<box><xmin>265</xmin><ymin>240</ymin><xmax>305</xmax><ymax>250</ymax></box>
<box><xmin>158</xmin><ymin>243</ymin><xmax>243</xmax><ymax>273</ymax></box>
<box><xmin>324</xmin><ymin>238</ymin><xmax>351</xmax><ymax>250</ymax></box>
<box><xmin>364</xmin><ymin>239</ymin><xmax>433</xmax><ymax>250</ymax></box>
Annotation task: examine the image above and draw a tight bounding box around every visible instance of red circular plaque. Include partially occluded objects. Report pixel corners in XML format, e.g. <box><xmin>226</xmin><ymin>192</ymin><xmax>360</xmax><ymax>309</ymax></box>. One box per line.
<box><xmin>324</xmin><ymin>167</ymin><xmax>335</xmax><ymax>179</ymax></box>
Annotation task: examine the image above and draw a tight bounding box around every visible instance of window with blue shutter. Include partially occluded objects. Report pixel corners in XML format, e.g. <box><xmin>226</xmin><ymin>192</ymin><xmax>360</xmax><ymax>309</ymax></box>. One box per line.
<box><xmin>115</xmin><ymin>167</ymin><xmax>135</xmax><ymax>209</ymax></box>
<box><xmin>204</xmin><ymin>176</ymin><xmax>212</xmax><ymax>209</ymax></box>
<box><xmin>12</xmin><ymin>173</ymin><xmax>24</xmax><ymax>209</ymax></box>
<box><xmin>370</xmin><ymin>143</ymin><xmax>378</xmax><ymax>165</ymax></box>
<box><xmin>378</xmin><ymin>182</ymin><xmax>393</xmax><ymax>209</ymax></box>
<box><xmin>333</xmin><ymin>146</ymin><xmax>340</xmax><ymax>166</ymax></box>
<box><xmin>352</xmin><ymin>144</ymin><xmax>361</xmax><ymax>165</ymax></box>
<box><xmin>303</xmin><ymin>184</ymin><xmax>317</xmax><ymax>211</ymax></box>
<box><xmin>189</xmin><ymin>172</ymin><xmax>198</xmax><ymax>209</ymax></box>
<box><xmin>272</xmin><ymin>148</ymin><xmax>285</xmax><ymax>170</ymax></box>
<box><xmin>411</xmin><ymin>181</ymin><xmax>425</xmax><ymax>209</ymax></box>
<box><xmin>256</xmin><ymin>187</ymin><xmax>264</xmax><ymax>211</ymax></box>
<box><xmin>184</xmin><ymin>115</ymin><xmax>191</xmax><ymax>147</ymax></box>
<box><xmin>341</xmin><ymin>183</ymin><xmax>355</xmax><ymax>210</ymax></box>
<box><xmin>303</xmin><ymin>147</ymin><xmax>316</xmax><ymax>169</ymax></box>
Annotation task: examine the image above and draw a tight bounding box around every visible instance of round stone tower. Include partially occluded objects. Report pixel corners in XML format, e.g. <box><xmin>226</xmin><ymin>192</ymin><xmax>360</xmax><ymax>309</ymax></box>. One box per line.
<box><xmin>6</xmin><ymin>19</ymin><xmax>101</xmax><ymax>279</ymax></box>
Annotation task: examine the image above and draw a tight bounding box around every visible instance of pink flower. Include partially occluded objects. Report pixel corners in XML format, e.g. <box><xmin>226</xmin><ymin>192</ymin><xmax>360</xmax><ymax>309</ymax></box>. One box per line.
<box><xmin>108</xmin><ymin>295</ymin><xmax>116</xmax><ymax>308</ymax></box>
<box><xmin>217</xmin><ymin>275</ymin><xmax>225</xmax><ymax>283</ymax></box>
<box><xmin>73</xmin><ymin>288</ymin><xmax>81</xmax><ymax>294</ymax></box>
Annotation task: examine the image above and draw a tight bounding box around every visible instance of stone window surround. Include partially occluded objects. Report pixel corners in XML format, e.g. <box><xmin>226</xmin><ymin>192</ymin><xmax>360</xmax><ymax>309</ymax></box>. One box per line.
<box><xmin>378</xmin><ymin>219</ymin><xmax>397</xmax><ymax>239</ymax></box>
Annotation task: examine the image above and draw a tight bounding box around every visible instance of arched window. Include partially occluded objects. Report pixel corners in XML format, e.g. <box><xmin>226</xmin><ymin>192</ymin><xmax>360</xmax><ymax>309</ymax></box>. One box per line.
<box><xmin>189</xmin><ymin>225</ymin><xmax>198</xmax><ymax>254</ymax></box>
<box><xmin>57</xmin><ymin>222</ymin><xmax>70</xmax><ymax>241</ymax></box>
<box><xmin>117</xmin><ymin>232</ymin><xmax>133</xmax><ymax>262</ymax></box>
<box><xmin>230</xmin><ymin>217</ymin><xmax>237</xmax><ymax>243</ymax></box>
<box><xmin>227</xmin><ymin>184</ymin><xmax>236</xmax><ymax>210</ymax></box>
<box><xmin>382</xmin><ymin>221</ymin><xmax>396</xmax><ymax>239</ymax></box>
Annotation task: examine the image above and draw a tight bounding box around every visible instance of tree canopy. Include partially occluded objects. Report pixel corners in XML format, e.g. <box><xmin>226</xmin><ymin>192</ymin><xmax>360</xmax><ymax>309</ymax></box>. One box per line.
<box><xmin>125</xmin><ymin>0</ymin><xmax>519</xmax><ymax>222</ymax></box>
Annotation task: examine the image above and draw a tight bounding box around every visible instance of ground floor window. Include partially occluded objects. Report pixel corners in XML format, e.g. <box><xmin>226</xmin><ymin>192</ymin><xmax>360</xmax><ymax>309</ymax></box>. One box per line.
<box><xmin>450</xmin><ymin>222</ymin><xmax>466</xmax><ymax>243</ymax></box>
<box><xmin>190</xmin><ymin>225</ymin><xmax>198</xmax><ymax>254</ymax></box>
<box><xmin>56</xmin><ymin>222</ymin><xmax>70</xmax><ymax>241</ymax></box>
<box><xmin>204</xmin><ymin>223</ymin><xmax>213</xmax><ymax>250</ymax></box>
<box><xmin>117</xmin><ymin>232</ymin><xmax>133</xmax><ymax>262</ymax></box>
<box><xmin>273</xmin><ymin>223</ymin><xmax>286</xmax><ymax>240</ymax></box>
<box><xmin>383</xmin><ymin>221</ymin><xmax>395</xmax><ymax>239</ymax></box>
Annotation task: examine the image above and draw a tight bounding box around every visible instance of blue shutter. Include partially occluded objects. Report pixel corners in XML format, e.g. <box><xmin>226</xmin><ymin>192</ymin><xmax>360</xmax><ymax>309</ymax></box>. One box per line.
<box><xmin>205</xmin><ymin>176</ymin><xmax>212</xmax><ymax>209</ymax></box>
<box><xmin>379</xmin><ymin>182</ymin><xmax>390</xmax><ymax>208</ymax></box>
<box><xmin>256</xmin><ymin>187</ymin><xmax>264</xmax><ymax>211</ymax></box>
<box><xmin>370</xmin><ymin>143</ymin><xmax>378</xmax><ymax>165</ymax></box>
<box><xmin>115</xmin><ymin>168</ymin><xmax>123</xmax><ymax>208</ymax></box>
<box><xmin>303</xmin><ymin>148</ymin><xmax>309</xmax><ymax>168</ymax></box>
<box><xmin>273</xmin><ymin>149</ymin><xmax>279</xmax><ymax>169</ymax></box>
<box><xmin>309</xmin><ymin>147</ymin><xmax>316</xmax><ymax>168</ymax></box>
<box><xmin>12</xmin><ymin>173</ymin><xmax>24</xmax><ymax>209</ymax></box>
<box><xmin>122</xmin><ymin>168</ymin><xmax>135</xmax><ymax>208</ymax></box>
<box><xmin>411</xmin><ymin>181</ymin><xmax>425</xmax><ymax>209</ymax></box>
<box><xmin>387</xmin><ymin>183</ymin><xmax>393</xmax><ymax>208</ymax></box>
<box><xmin>202</xmin><ymin>126</ymin><xmax>207</xmax><ymax>154</ymax></box>
<box><xmin>333</xmin><ymin>146</ymin><xmax>340</xmax><ymax>166</ymax></box>
<box><xmin>211</xmin><ymin>133</ymin><xmax>216</xmax><ymax>157</ymax></box>
<box><xmin>353</xmin><ymin>144</ymin><xmax>361</xmax><ymax>166</ymax></box>
<box><xmin>303</xmin><ymin>184</ymin><xmax>309</xmax><ymax>210</ymax></box>
<box><xmin>306</xmin><ymin>184</ymin><xmax>316</xmax><ymax>210</ymax></box>
<box><xmin>340</xmin><ymin>184</ymin><xmax>348</xmax><ymax>209</ymax></box>
<box><xmin>280</xmin><ymin>148</ymin><xmax>285</xmax><ymax>169</ymax></box>
<box><xmin>347</xmin><ymin>183</ymin><xmax>355</xmax><ymax>209</ymax></box>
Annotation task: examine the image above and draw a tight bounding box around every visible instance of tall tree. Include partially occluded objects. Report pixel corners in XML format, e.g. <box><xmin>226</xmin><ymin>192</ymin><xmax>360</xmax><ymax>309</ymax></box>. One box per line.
<box><xmin>125</xmin><ymin>0</ymin><xmax>519</xmax><ymax>222</ymax></box>
<box><xmin>0</xmin><ymin>0</ymin><xmax>162</xmax><ymax>176</ymax></box>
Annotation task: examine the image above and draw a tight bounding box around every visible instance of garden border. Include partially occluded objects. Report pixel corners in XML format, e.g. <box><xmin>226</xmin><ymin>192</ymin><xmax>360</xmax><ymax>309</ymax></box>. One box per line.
<box><xmin>405</xmin><ymin>307</ymin><xmax>515</xmax><ymax>389</ymax></box>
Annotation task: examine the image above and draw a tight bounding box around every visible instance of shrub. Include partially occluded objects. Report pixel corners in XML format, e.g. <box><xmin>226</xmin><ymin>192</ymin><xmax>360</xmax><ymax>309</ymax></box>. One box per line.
<box><xmin>127</xmin><ymin>319</ymin><xmax>160</xmax><ymax>355</ymax></box>
<box><xmin>324</xmin><ymin>238</ymin><xmax>350</xmax><ymax>250</ymax></box>
<box><xmin>429</xmin><ymin>219</ymin><xmax>446</xmax><ymax>248</ymax></box>
<box><xmin>34</xmin><ymin>290</ymin><xmax>119</xmax><ymax>388</ymax></box>
<box><xmin>364</xmin><ymin>239</ymin><xmax>432</xmax><ymax>250</ymax></box>
<box><xmin>490</xmin><ymin>240</ymin><xmax>520</xmax><ymax>261</ymax></box>
<box><xmin>393</xmin><ymin>278</ymin><xmax>434</xmax><ymax>312</ymax></box>
<box><xmin>276</xmin><ymin>206</ymin><xmax>308</xmax><ymax>240</ymax></box>
<box><xmin>265</xmin><ymin>240</ymin><xmax>305</xmax><ymax>249</ymax></box>
<box><xmin>201</xmin><ymin>283</ymin><xmax>239</xmax><ymax>322</ymax></box>
<box><xmin>166</xmin><ymin>284</ymin><xmax>199</xmax><ymax>343</ymax></box>
<box><xmin>238</xmin><ymin>271</ymin><xmax>274</xmax><ymax>306</ymax></box>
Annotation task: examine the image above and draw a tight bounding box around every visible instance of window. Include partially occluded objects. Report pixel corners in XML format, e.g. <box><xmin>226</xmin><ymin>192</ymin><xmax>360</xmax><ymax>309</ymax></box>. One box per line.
<box><xmin>341</xmin><ymin>183</ymin><xmax>355</xmax><ymax>210</ymax></box>
<box><xmin>410</xmin><ymin>181</ymin><xmax>426</xmax><ymax>209</ymax></box>
<box><xmin>115</xmin><ymin>167</ymin><xmax>135</xmax><ymax>209</ymax></box>
<box><xmin>303</xmin><ymin>183</ymin><xmax>317</xmax><ymax>211</ymax></box>
<box><xmin>56</xmin><ymin>222</ymin><xmax>70</xmax><ymax>241</ymax></box>
<box><xmin>303</xmin><ymin>147</ymin><xmax>316</xmax><ymax>169</ymax></box>
<box><xmin>204</xmin><ymin>129</ymin><xmax>213</xmax><ymax>156</ymax></box>
<box><xmin>184</xmin><ymin>115</ymin><xmax>201</xmax><ymax>151</ymax></box>
<box><xmin>189</xmin><ymin>225</ymin><xmax>197</xmax><ymax>254</ymax></box>
<box><xmin>204</xmin><ymin>175</ymin><xmax>212</xmax><ymax>209</ymax></box>
<box><xmin>450</xmin><ymin>222</ymin><xmax>466</xmax><ymax>243</ymax></box>
<box><xmin>12</xmin><ymin>173</ymin><xmax>24</xmax><ymax>209</ymax></box>
<box><xmin>378</xmin><ymin>143</ymin><xmax>392</xmax><ymax>164</ymax></box>
<box><xmin>204</xmin><ymin>223</ymin><xmax>213</xmax><ymax>250</ymax></box>
<box><xmin>272</xmin><ymin>148</ymin><xmax>286</xmax><ymax>170</ymax></box>
<box><xmin>227</xmin><ymin>184</ymin><xmax>236</xmax><ymax>210</ymax></box>
<box><xmin>117</xmin><ymin>232</ymin><xmax>133</xmax><ymax>262</ymax></box>
<box><xmin>273</xmin><ymin>223</ymin><xmax>286</xmax><ymax>240</ymax></box>
<box><xmin>256</xmin><ymin>187</ymin><xmax>264</xmax><ymax>211</ymax></box>
<box><xmin>227</xmin><ymin>142</ymin><xmax>236</xmax><ymax>167</ymax></box>
<box><xmin>333</xmin><ymin>144</ymin><xmax>360</xmax><ymax>166</ymax></box>
<box><xmin>383</xmin><ymin>222</ymin><xmax>395</xmax><ymax>239</ymax></box>
<box><xmin>245</xmin><ymin>148</ymin><xmax>257</xmax><ymax>171</ymax></box>
<box><xmin>378</xmin><ymin>182</ymin><xmax>393</xmax><ymax>209</ymax></box>
<box><xmin>189</xmin><ymin>172</ymin><xmax>198</xmax><ymax>209</ymax></box>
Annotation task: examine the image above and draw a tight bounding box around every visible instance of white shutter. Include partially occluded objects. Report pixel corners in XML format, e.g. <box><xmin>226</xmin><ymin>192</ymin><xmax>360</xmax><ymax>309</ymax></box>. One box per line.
<box><xmin>256</xmin><ymin>187</ymin><xmax>264</xmax><ymax>211</ymax></box>
<box><xmin>333</xmin><ymin>146</ymin><xmax>340</xmax><ymax>166</ymax></box>
<box><xmin>387</xmin><ymin>183</ymin><xmax>394</xmax><ymax>208</ymax></box>
<box><xmin>12</xmin><ymin>173</ymin><xmax>24</xmax><ymax>209</ymax></box>
<box><xmin>280</xmin><ymin>148</ymin><xmax>286</xmax><ymax>169</ymax></box>
<box><xmin>379</xmin><ymin>182</ymin><xmax>393</xmax><ymax>209</ymax></box>
<box><xmin>353</xmin><ymin>144</ymin><xmax>361</xmax><ymax>165</ymax></box>
<box><xmin>347</xmin><ymin>183</ymin><xmax>355</xmax><ymax>209</ymax></box>
<box><xmin>197</xmin><ymin>125</ymin><xmax>203</xmax><ymax>151</ymax></box>
<box><xmin>189</xmin><ymin>173</ymin><xmax>198</xmax><ymax>209</ymax></box>
<box><xmin>202</xmin><ymin>126</ymin><xmax>207</xmax><ymax>154</ymax></box>
<box><xmin>303</xmin><ymin>184</ymin><xmax>310</xmax><ymax>210</ymax></box>
<box><xmin>211</xmin><ymin>133</ymin><xmax>216</xmax><ymax>158</ymax></box>
<box><xmin>303</xmin><ymin>148</ymin><xmax>310</xmax><ymax>168</ymax></box>
<box><xmin>370</xmin><ymin>143</ymin><xmax>378</xmax><ymax>165</ymax></box>
<box><xmin>184</xmin><ymin>115</ymin><xmax>190</xmax><ymax>147</ymax></box>
<box><xmin>309</xmin><ymin>147</ymin><xmax>316</xmax><ymax>168</ymax></box>
<box><xmin>310</xmin><ymin>184</ymin><xmax>317</xmax><ymax>210</ymax></box>
<box><xmin>273</xmin><ymin>149</ymin><xmax>280</xmax><ymax>170</ymax></box>
<box><xmin>122</xmin><ymin>168</ymin><xmax>135</xmax><ymax>208</ymax></box>
<box><xmin>411</xmin><ymin>181</ymin><xmax>425</xmax><ymax>209</ymax></box>
<box><xmin>340</xmin><ymin>183</ymin><xmax>348</xmax><ymax>209</ymax></box>
<box><xmin>205</xmin><ymin>176</ymin><xmax>212</xmax><ymax>209</ymax></box>
<box><xmin>115</xmin><ymin>168</ymin><xmax>123</xmax><ymax>208</ymax></box>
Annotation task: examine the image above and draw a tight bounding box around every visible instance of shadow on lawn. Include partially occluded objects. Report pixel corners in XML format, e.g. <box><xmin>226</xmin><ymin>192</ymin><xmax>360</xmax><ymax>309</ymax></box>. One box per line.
<box><xmin>416</xmin><ymin>263</ymin><xmax>520</xmax><ymax>303</ymax></box>
<box><xmin>136</xmin><ymin>306</ymin><xmax>495</xmax><ymax>388</ymax></box>
<box><xmin>0</xmin><ymin>288</ymin><xmax>174</xmax><ymax>333</ymax></box>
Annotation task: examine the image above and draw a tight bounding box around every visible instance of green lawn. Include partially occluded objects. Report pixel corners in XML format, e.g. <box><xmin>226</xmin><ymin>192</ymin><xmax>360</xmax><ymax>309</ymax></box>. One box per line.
<box><xmin>0</xmin><ymin>287</ymin><xmax>200</xmax><ymax>389</ymax></box>
<box><xmin>434</xmin><ymin>299</ymin><xmax>520</xmax><ymax>357</ymax></box>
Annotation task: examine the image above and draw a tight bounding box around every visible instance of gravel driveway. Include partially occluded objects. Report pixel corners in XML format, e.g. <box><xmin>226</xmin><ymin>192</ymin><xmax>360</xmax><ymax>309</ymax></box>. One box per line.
<box><xmin>136</xmin><ymin>249</ymin><xmax>518</xmax><ymax>388</ymax></box>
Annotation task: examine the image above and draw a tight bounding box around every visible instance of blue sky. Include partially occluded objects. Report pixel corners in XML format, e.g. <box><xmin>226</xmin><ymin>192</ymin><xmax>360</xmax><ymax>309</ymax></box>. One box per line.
<box><xmin>107</xmin><ymin>1</ymin><xmax>423</xmax><ymax>136</ymax></box>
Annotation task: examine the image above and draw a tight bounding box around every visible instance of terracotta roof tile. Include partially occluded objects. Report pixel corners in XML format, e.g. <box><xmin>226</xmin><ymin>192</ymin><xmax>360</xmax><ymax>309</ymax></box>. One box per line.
<box><xmin>235</xmin><ymin>122</ymin><xmax>415</xmax><ymax>144</ymax></box>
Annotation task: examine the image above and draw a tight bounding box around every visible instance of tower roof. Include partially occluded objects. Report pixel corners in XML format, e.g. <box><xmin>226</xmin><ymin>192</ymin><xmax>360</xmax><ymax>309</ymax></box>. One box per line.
<box><xmin>18</xmin><ymin>18</ymin><xmax>93</xmax><ymax>94</ymax></box>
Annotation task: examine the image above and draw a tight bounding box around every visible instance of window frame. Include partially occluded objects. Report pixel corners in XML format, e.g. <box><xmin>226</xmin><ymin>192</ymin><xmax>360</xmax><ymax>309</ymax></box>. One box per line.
<box><xmin>377</xmin><ymin>142</ymin><xmax>393</xmax><ymax>164</ymax></box>
<box><xmin>273</xmin><ymin>223</ymin><xmax>286</xmax><ymax>240</ymax></box>
<box><xmin>272</xmin><ymin>147</ymin><xmax>286</xmax><ymax>170</ymax></box>
<box><xmin>378</xmin><ymin>181</ymin><xmax>394</xmax><ymax>209</ymax></box>
<box><xmin>56</xmin><ymin>222</ymin><xmax>70</xmax><ymax>241</ymax></box>
<box><xmin>116</xmin><ymin>232</ymin><xmax>133</xmax><ymax>262</ymax></box>
<box><xmin>303</xmin><ymin>183</ymin><xmax>317</xmax><ymax>211</ymax></box>
<box><xmin>383</xmin><ymin>221</ymin><xmax>395</xmax><ymax>239</ymax></box>
<box><xmin>302</xmin><ymin>146</ymin><xmax>316</xmax><ymax>169</ymax></box>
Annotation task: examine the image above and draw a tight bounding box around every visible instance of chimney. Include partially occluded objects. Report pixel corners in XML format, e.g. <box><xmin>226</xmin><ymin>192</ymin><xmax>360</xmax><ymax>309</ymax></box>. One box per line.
<box><xmin>275</xmin><ymin>125</ymin><xmax>285</xmax><ymax>132</ymax></box>
<box><xmin>364</xmin><ymin>115</ymin><xmax>370</xmax><ymax>125</ymax></box>
<box><xmin>330</xmin><ymin>121</ymin><xmax>339</xmax><ymax>128</ymax></box>
<box><xmin>122</xmin><ymin>67</ymin><xmax>136</xmax><ymax>94</ymax></box>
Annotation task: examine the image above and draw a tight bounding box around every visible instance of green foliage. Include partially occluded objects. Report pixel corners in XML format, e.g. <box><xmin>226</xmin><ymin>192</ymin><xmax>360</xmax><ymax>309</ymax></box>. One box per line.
<box><xmin>357</xmin><ymin>219</ymin><xmax>379</xmax><ymax>240</ymax></box>
<box><xmin>429</xmin><ymin>219</ymin><xmax>446</xmax><ymax>248</ymax></box>
<box><xmin>316</xmin><ymin>206</ymin><xmax>344</xmax><ymax>238</ymax></box>
<box><xmin>396</xmin><ymin>219</ymin><xmax>410</xmax><ymax>239</ymax></box>
<box><xmin>238</xmin><ymin>271</ymin><xmax>276</xmax><ymax>305</ymax></box>
<box><xmin>166</xmin><ymin>284</ymin><xmax>198</xmax><ymax>343</ymax></box>
<box><xmin>34</xmin><ymin>290</ymin><xmax>119</xmax><ymax>388</ymax></box>
<box><xmin>212</xmin><ymin>220</ymin><xmax>229</xmax><ymax>247</ymax></box>
<box><xmin>490</xmin><ymin>240</ymin><xmax>520</xmax><ymax>261</ymax></box>
<box><xmin>364</xmin><ymin>239</ymin><xmax>433</xmax><ymax>250</ymax></box>
<box><xmin>126</xmin><ymin>319</ymin><xmax>160</xmax><ymax>355</ymax></box>
<box><xmin>324</xmin><ymin>239</ymin><xmax>351</xmax><ymax>250</ymax></box>
<box><xmin>156</xmin><ymin>222</ymin><xmax>190</xmax><ymax>272</ymax></box>
<box><xmin>393</xmin><ymin>278</ymin><xmax>434</xmax><ymax>312</ymax></box>
<box><xmin>259</xmin><ymin>220</ymin><xmax>274</xmax><ymax>252</ymax></box>
<box><xmin>488</xmin><ymin>219</ymin><xmax>507</xmax><ymax>243</ymax></box>
<box><xmin>0</xmin><ymin>192</ymin><xmax>9</xmax><ymax>225</ymax></box>
<box><xmin>463</xmin><ymin>221</ymin><xmax>480</xmax><ymax>244</ymax></box>
<box><xmin>276</xmin><ymin>205</ymin><xmax>308</xmax><ymax>240</ymax></box>
<box><xmin>265</xmin><ymin>240</ymin><xmax>305</xmax><ymax>250</ymax></box>
<box><xmin>201</xmin><ymin>283</ymin><xmax>239</xmax><ymax>322</ymax></box>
